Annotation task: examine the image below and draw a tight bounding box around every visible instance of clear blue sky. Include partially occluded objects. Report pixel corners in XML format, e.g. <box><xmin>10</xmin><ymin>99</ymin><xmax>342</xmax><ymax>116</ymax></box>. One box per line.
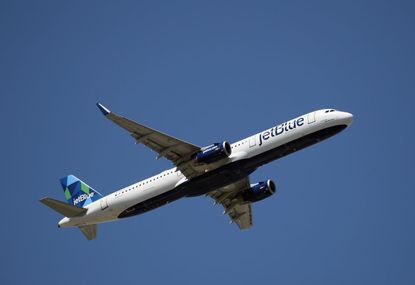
<box><xmin>1</xmin><ymin>1</ymin><xmax>414</xmax><ymax>284</ymax></box>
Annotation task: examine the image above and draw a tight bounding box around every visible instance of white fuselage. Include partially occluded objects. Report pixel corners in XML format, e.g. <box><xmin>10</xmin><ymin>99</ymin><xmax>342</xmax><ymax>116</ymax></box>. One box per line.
<box><xmin>59</xmin><ymin>109</ymin><xmax>353</xmax><ymax>228</ymax></box>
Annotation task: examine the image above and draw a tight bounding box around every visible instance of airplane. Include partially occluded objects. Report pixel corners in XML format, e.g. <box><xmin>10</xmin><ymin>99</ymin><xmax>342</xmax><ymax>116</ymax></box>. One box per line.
<box><xmin>40</xmin><ymin>105</ymin><xmax>353</xmax><ymax>240</ymax></box>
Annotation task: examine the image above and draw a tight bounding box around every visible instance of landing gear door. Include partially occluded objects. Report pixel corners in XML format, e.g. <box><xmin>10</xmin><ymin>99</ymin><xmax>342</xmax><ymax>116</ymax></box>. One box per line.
<box><xmin>100</xmin><ymin>198</ymin><xmax>108</xmax><ymax>210</ymax></box>
<box><xmin>307</xmin><ymin>112</ymin><xmax>316</xmax><ymax>124</ymax></box>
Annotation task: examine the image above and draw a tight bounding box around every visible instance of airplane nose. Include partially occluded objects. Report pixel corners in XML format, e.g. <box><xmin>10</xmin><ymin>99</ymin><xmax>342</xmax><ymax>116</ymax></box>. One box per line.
<box><xmin>343</xmin><ymin>112</ymin><xmax>353</xmax><ymax>125</ymax></box>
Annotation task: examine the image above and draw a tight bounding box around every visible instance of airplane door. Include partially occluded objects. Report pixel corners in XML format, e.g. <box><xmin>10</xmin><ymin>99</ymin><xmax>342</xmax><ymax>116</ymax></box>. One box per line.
<box><xmin>307</xmin><ymin>112</ymin><xmax>316</xmax><ymax>124</ymax></box>
<box><xmin>249</xmin><ymin>137</ymin><xmax>256</xmax><ymax>148</ymax></box>
<box><xmin>100</xmin><ymin>198</ymin><xmax>108</xmax><ymax>210</ymax></box>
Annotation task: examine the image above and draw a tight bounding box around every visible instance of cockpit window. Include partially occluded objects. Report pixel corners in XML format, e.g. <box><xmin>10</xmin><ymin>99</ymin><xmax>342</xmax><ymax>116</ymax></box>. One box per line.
<box><xmin>326</xmin><ymin>109</ymin><xmax>336</xmax><ymax>113</ymax></box>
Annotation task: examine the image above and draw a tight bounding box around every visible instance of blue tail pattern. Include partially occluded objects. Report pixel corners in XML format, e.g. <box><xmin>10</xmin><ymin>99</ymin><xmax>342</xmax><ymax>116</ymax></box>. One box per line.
<box><xmin>60</xmin><ymin>175</ymin><xmax>103</xmax><ymax>207</ymax></box>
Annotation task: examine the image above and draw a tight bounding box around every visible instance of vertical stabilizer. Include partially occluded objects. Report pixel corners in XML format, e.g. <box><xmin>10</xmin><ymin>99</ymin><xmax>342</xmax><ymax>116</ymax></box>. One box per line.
<box><xmin>60</xmin><ymin>175</ymin><xmax>103</xmax><ymax>207</ymax></box>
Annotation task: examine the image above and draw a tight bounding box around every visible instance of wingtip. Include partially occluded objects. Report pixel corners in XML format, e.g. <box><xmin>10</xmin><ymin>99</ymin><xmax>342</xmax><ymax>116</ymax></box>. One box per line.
<box><xmin>96</xmin><ymin>102</ymin><xmax>111</xmax><ymax>116</ymax></box>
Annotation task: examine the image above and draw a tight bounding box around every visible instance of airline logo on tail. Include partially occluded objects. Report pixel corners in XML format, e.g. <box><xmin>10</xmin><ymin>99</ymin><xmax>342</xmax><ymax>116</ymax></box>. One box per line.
<box><xmin>60</xmin><ymin>175</ymin><xmax>103</xmax><ymax>207</ymax></box>
<box><xmin>73</xmin><ymin>192</ymin><xmax>95</xmax><ymax>205</ymax></box>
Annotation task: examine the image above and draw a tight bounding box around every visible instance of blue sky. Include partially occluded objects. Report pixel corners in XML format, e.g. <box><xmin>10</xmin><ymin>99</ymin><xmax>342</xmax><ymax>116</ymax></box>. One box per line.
<box><xmin>1</xmin><ymin>1</ymin><xmax>414</xmax><ymax>284</ymax></box>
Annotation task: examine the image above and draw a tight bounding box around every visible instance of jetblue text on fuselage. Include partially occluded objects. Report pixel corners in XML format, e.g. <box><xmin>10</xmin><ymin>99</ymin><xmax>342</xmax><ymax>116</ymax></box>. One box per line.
<box><xmin>258</xmin><ymin>117</ymin><xmax>304</xmax><ymax>146</ymax></box>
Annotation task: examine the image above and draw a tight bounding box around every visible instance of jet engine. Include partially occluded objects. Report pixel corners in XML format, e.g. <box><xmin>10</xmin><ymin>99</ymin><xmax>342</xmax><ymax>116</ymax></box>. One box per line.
<box><xmin>242</xmin><ymin>180</ymin><xmax>276</xmax><ymax>203</ymax></box>
<box><xmin>196</xmin><ymin>141</ymin><xmax>232</xmax><ymax>164</ymax></box>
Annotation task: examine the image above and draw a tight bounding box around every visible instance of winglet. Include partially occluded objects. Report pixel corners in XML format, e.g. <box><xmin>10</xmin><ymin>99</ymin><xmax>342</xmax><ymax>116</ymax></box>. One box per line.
<box><xmin>96</xmin><ymin>103</ymin><xmax>111</xmax><ymax>116</ymax></box>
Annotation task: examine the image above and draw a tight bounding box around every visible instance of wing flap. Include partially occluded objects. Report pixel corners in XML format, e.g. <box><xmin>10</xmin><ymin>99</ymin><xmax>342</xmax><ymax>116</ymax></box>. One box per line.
<box><xmin>97</xmin><ymin>103</ymin><xmax>201</xmax><ymax>177</ymax></box>
<box><xmin>229</xmin><ymin>203</ymin><xmax>252</xmax><ymax>230</ymax></box>
<box><xmin>208</xmin><ymin>177</ymin><xmax>253</xmax><ymax>230</ymax></box>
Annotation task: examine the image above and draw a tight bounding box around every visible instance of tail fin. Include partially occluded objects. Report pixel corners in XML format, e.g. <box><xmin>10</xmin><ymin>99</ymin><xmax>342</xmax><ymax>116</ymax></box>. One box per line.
<box><xmin>60</xmin><ymin>175</ymin><xmax>103</xmax><ymax>207</ymax></box>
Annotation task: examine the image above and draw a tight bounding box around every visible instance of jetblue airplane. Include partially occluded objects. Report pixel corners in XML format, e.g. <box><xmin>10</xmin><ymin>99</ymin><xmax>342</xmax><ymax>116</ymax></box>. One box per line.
<box><xmin>40</xmin><ymin>104</ymin><xmax>353</xmax><ymax>240</ymax></box>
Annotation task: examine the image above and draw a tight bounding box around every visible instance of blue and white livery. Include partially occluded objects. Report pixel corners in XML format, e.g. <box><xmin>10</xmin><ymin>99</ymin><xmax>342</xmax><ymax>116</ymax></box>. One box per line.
<box><xmin>40</xmin><ymin>105</ymin><xmax>353</xmax><ymax>240</ymax></box>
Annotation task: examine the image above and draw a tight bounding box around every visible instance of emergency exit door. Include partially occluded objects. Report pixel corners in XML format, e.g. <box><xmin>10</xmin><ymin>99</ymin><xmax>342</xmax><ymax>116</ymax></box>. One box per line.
<box><xmin>100</xmin><ymin>198</ymin><xmax>108</xmax><ymax>210</ymax></box>
<box><xmin>307</xmin><ymin>112</ymin><xmax>316</xmax><ymax>124</ymax></box>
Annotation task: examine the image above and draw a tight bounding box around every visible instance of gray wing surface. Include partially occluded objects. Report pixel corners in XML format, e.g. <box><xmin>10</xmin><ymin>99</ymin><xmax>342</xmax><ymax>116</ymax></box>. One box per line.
<box><xmin>79</xmin><ymin>224</ymin><xmax>97</xmax><ymax>240</ymax></box>
<box><xmin>97</xmin><ymin>103</ymin><xmax>202</xmax><ymax>178</ymax></box>
<box><xmin>40</xmin><ymin>197</ymin><xmax>86</xmax><ymax>217</ymax></box>
<box><xmin>208</xmin><ymin>177</ymin><xmax>253</xmax><ymax>230</ymax></box>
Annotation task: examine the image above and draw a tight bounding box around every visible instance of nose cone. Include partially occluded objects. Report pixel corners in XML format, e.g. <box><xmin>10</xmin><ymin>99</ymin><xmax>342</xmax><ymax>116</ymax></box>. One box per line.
<box><xmin>345</xmin><ymin>112</ymin><xmax>353</xmax><ymax>125</ymax></box>
<box><xmin>342</xmin><ymin>112</ymin><xmax>353</xmax><ymax>126</ymax></box>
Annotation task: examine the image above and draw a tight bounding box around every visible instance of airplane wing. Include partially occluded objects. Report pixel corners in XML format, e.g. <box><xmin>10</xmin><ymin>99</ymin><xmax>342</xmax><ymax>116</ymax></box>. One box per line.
<box><xmin>208</xmin><ymin>177</ymin><xmax>253</xmax><ymax>230</ymax></box>
<box><xmin>96</xmin><ymin>103</ymin><xmax>202</xmax><ymax>178</ymax></box>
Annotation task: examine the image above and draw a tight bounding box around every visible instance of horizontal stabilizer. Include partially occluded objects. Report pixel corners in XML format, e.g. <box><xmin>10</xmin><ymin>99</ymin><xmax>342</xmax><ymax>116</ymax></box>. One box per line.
<box><xmin>40</xmin><ymin>197</ymin><xmax>87</xmax><ymax>217</ymax></box>
<box><xmin>79</xmin><ymin>224</ymin><xmax>97</xmax><ymax>240</ymax></box>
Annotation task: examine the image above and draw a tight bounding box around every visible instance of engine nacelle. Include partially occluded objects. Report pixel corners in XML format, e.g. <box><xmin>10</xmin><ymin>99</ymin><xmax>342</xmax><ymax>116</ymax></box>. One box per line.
<box><xmin>196</xmin><ymin>141</ymin><xmax>232</xmax><ymax>164</ymax></box>
<box><xmin>242</xmin><ymin>180</ymin><xmax>276</xmax><ymax>203</ymax></box>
